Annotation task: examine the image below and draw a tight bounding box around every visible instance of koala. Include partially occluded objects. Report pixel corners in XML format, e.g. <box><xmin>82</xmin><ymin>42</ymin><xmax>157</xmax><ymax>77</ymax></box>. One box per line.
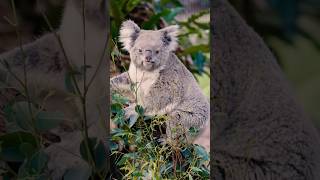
<box><xmin>111</xmin><ymin>20</ymin><xmax>209</xmax><ymax>141</ymax></box>
<box><xmin>0</xmin><ymin>0</ymin><xmax>107</xmax><ymax>178</ymax></box>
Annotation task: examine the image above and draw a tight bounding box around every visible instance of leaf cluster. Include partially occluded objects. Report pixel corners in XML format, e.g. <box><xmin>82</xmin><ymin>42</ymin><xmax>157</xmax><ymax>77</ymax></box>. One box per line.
<box><xmin>109</xmin><ymin>93</ymin><xmax>210</xmax><ymax>179</ymax></box>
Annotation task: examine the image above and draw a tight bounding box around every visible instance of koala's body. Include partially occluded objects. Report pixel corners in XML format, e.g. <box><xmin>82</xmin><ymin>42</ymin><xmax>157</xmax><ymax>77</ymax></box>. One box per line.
<box><xmin>111</xmin><ymin>20</ymin><xmax>209</xmax><ymax>140</ymax></box>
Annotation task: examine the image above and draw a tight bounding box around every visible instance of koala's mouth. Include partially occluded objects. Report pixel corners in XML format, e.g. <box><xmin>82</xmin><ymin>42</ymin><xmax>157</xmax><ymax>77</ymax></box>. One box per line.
<box><xmin>142</xmin><ymin>61</ymin><xmax>156</xmax><ymax>70</ymax></box>
<box><xmin>144</xmin><ymin>61</ymin><xmax>155</xmax><ymax>65</ymax></box>
<box><xmin>145</xmin><ymin>59</ymin><xmax>155</xmax><ymax>64</ymax></box>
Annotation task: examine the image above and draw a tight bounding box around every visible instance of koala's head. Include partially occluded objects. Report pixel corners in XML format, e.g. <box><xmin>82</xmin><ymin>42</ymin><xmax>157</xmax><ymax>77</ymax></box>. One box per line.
<box><xmin>119</xmin><ymin>20</ymin><xmax>179</xmax><ymax>71</ymax></box>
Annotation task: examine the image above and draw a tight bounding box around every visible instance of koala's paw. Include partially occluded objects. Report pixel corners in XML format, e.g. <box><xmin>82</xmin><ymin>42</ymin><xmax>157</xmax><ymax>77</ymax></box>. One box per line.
<box><xmin>124</xmin><ymin>104</ymin><xmax>138</xmax><ymax>120</ymax></box>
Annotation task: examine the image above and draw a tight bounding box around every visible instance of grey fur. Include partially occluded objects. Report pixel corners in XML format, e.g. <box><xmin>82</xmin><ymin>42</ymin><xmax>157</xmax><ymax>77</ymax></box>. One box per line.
<box><xmin>111</xmin><ymin>20</ymin><xmax>209</xmax><ymax>141</ymax></box>
<box><xmin>212</xmin><ymin>0</ymin><xmax>320</xmax><ymax>179</ymax></box>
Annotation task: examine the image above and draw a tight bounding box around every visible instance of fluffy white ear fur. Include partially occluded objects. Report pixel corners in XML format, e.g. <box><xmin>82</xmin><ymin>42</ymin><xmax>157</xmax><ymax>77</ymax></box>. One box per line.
<box><xmin>161</xmin><ymin>25</ymin><xmax>179</xmax><ymax>51</ymax></box>
<box><xmin>119</xmin><ymin>20</ymin><xmax>140</xmax><ymax>51</ymax></box>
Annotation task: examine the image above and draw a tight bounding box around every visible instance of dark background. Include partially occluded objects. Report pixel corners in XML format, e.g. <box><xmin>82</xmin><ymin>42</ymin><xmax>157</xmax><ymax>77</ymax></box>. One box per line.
<box><xmin>229</xmin><ymin>0</ymin><xmax>320</xmax><ymax>129</ymax></box>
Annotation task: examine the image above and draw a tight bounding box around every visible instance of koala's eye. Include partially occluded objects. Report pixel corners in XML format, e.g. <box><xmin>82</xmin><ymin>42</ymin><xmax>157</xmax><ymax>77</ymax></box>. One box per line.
<box><xmin>138</xmin><ymin>49</ymin><xmax>142</xmax><ymax>53</ymax></box>
<box><xmin>155</xmin><ymin>50</ymin><xmax>159</xmax><ymax>54</ymax></box>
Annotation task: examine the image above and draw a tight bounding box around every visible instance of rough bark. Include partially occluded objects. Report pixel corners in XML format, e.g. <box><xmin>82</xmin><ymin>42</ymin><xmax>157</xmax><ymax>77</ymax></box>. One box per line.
<box><xmin>212</xmin><ymin>1</ymin><xmax>320</xmax><ymax>179</ymax></box>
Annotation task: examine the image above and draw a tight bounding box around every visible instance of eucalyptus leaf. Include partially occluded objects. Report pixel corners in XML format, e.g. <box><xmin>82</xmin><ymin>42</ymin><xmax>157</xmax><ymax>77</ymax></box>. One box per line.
<box><xmin>109</xmin><ymin>141</ymin><xmax>119</xmax><ymax>151</ymax></box>
<box><xmin>11</xmin><ymin>101</ymin><xmax>37</xmax><ymax>131</ymax></box>
<box><xmin>128</xmin><ymin>114</ymin><xmax>138</xmax><ymax>128</ymax></box>
<box><xmin>112</xmin><ymin>93</ymin><xmax>129</xmax><ymax>104</ymax></box>
<box><xmin>35</xmin><ymin>111</ymin><xmax>64</xmax><ymax>131</ymax></box>
<box><xmin>163</xmin><ymin>7</ymin><xmax>183</xmax><ymax>22</ymax></box>
<box><xmin>18</xmin><ymin>150</ymin><xmax>49</xmax><ymax>178</ymax></box>
<box><xmin>191</xmin><ymin>167</ymin><xmax>202</xmax><ymax>173</ymax></box>
<box><xmin>132</xmin><ymin>171</ymin><xmax>143</xmax><ymax>177</ymax></box>
<box><xmin>192</xmin><ymin>52</ymin><xmax>206</xmax><ymax>74</ymax></box>
<box><xmin>116</xmin><ymin>154</ymin><xmax>128</xmax><ymax>166</ymax></box>
<box><xmin>160</xmin><ymin>0</ymin><xmax>183</xmax><ymax>7</ymax></box>
<box><xmin>0</xmin><ymin>132</ymin><xmax>37</xmax><ymax>162</ymax></box>
<box><xmin>180</xmin><ymin>44</ymin><xmax>209</xmax><ymax>56</ymax></box>
<box><xmin>126</xmin><ymin>0</ymin><xmax>141</xmax><ymax>12</ymax></box>
<box><xmin>80</xmin><ymin>138</ymin><xmax>107</xmax><ymax>172</ymax></box>
<box><xmin>194</xmin><ymin>145</ymin><xmax>209</xmax><ymax>161</ymax></box>
<box><xmin>19</xmin><ymin>142</ymin><xmax>36</xmax><ymax>158</ymax></box>
<box><xmin>111</xmin><ymin>103</ymin><xmax>123</xmax><ymax>113</ymax></box>
<box><xmin>135</xmin><ymin>105</ymin><xmax>144</xmax><ymax>116</ymax></box>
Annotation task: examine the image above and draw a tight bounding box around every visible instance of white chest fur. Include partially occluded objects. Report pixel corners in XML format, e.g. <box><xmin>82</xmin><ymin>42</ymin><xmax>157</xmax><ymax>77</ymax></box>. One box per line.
<box><xmin>128</xmin><ymin>64</ymin><xmax>159</xmax><ymax>104</ymax></box>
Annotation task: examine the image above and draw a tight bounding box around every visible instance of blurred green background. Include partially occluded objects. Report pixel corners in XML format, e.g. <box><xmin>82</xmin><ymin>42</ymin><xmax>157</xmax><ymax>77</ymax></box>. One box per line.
<box><xmin>229</xmin><ymin>0</ymin><xmax>320</xmax><ymax>128</ymax></box>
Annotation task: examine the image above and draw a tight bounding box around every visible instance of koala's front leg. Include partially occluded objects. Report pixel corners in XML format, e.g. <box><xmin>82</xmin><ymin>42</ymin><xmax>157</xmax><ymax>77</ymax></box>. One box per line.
<box><xmin>110</xmin><ymin>72</ymin><xmax>135</xmax><ymax>101</ymax></box>
<box><xmin>166</xmin><ymin>105</ymin><xmax>209</xmax><ymax>143</ymax></box>
<box><xmin>111</xmin><ymin>72</ymin><xmax>138</xmax><ymax>121</ymax></box>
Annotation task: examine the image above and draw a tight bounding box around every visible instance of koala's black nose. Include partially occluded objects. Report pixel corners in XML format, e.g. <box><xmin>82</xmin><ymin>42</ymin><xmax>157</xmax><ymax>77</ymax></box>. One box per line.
<box><xmin>145</xmin><ymin>56</ymin><xmax>152</xmax><ymax>62</ymax></box>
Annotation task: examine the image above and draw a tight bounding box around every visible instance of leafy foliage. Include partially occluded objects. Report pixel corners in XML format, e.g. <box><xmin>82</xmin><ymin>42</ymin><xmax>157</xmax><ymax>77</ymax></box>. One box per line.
<box><xmin>109</xmin><ymin>93</ymin><xmax>210</xmax><ymax>179</ymax></box>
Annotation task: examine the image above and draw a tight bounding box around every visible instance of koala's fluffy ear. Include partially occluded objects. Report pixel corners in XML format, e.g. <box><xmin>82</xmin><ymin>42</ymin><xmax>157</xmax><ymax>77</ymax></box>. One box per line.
<box><xmin>119</xmin><ymin>20</ymin><xmax>140</xmax><ymax>51</ymax></box>
<box><xmin>161</xmin><ymin>25</ymin><xmax>179</xmax><ymax>51</ymax></box>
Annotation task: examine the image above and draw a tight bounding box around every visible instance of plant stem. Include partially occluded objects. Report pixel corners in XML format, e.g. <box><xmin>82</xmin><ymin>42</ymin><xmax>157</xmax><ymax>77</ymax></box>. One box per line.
<box><xmin>10</xmin><ymin>0</ymin><xmax>40</xmax><ymax>147</ymax></box>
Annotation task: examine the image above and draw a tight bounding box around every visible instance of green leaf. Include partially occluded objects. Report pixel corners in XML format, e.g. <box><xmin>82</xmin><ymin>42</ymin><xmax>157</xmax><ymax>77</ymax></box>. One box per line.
<box><xmin>35</xmin><ymin>111</ymin><xmax>64</xmax><ymax>131</ymax></box>
<box><xmin>3</xmin><ymin>103</ymin><xmax>15</xmax><ymax>123</ymax></box>
<box><xmin>199</xmin><ymin>167</ymin><xmax>210</xmax><ymax>178</ymax></box>
<box><xmin>116</xmin><ymin>154</ymin><xmax>128</xmax><ymax>166</ymax></box>
<box><xmin>80</xmin><ymin>138</ymin><xmax>107</xmax><ymax>172</ymax></box>
<box><xmin>191</xmin><ymin>167</ymin><xmax>202</xmax><ymax>173</ymax></box>
<box><xmin>192</xmin><ymin>52</ymin><xmax>206</xmax><ymax>74</ymax></box>
<box><xmin>11</xmin><ymin>101</ymin><xmax>37</xmax><ymax>131</ymax></box>
<box><xmin>0</xmin><ymin>132</ymin><xmax>38</xmax><ymax>162</ymax></box>
<box><xmin>189</xmin><ymin>127</ymin><xmax>200</xmax><ymax>136</ymax></box>
<box><xmin>109</xmin><ymin>141</ymin><xmax>119</xmax><ymax>151</ymax></box>
<box><xmin>117</xmin><ymin>152</ymin><xmax>137</xmax><ymax>166</ymax></box>
<box><xmin>64</xmin><ymin>72</ymin><xmax>76</xmax><ymax>93</ymax></box>
<box><xmin>111</xmin><ymin>128</ymin><xmax>128</xmax><ymax>137</ymax></box>
<box><xmin>160</xmin><ymin>0</ymin><xmax>183</xmax><ymax>7</ymax></box>
<box><xmin>142</xmin><ymin>9</ymin><xmax>171</xmax><ymax>29</ymax></box>
<box><xmin>111</xmin><ymin>103</ymin><xmax>123</xmax><ymax>113</ymax></box>
<box><xmin>63</xmin><ymin>163</ymin><xmax>92</xmax><ymax>180</ymax></box>
<box><xmin>94</xmin><ymin>140</ymin><xmax>107</xmax><ymax>171</ymax></box>
<box><xmin>18</xmin><ymin>150</ymin><xmax>49</xmax><ymax>178</ymax></box>
<box><xmin>160</xmin><ymin>162</ymin><xmax>173</xmax><ymax>174</ymax></box>
<box><xmin>112</xmin><ymin>93</ymin><xmax>129</xmax><ymax>104</ymax></box>
<box><xmin>110</xmin><ymin>0</ymin><xmax>124</xmax><ymax>27</ymax></box>
<box><xmin>19</xmin><ymin>142</ymin><xmax>36</xmax><ymax>158</ymax></box>
<box><xmin>135</xmin><ymin>130</ymin><xmax>142</xmax><ymax>144</ymax></box>
<box><xmin>135</xmin><ymin>105</ymin><xmax>144</xmax><ymax>116</ymax></box>
<box><xmin>113</xmin><ymin>111</ymin><xmax>126</xmax><ymax>127</ymax></box>
<box><xmin>181</xmin><ymin>148</ymin><xmax>192</xmax><ymax>159</ymax></box>
<box><xmin>126</xmin><ymin>0</ymin><xmax>141</xmax><ymax>12</ymax></box>
<box><xmin>163</xmin><ymin>7</ymin><xmax>183</xmax><ymax>22</ymax></box>
<box><xmin>194</xmin><ymin>145</ymin><xmax>209</xmax><ymax>161</ymax></box>
<box><xmin>128</xmin><ymin>114</ymin><xmax>138</xmax><ymax>128</ymax></box>
<box><xmin>180</xmin><ymin>44</ymin><xmax>209</xmax><ymax>56</ymax></box>
<box><xmin>132</xmin><ymin>171</ymin><xmax>143</xmax><ymax>177</ymax></box>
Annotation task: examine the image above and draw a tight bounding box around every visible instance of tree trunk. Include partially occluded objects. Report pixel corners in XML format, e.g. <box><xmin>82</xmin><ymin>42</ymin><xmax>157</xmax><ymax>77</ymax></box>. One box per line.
<box><xmin>211</xmin><ymin>0</ymin><xmax>320</xmax><ymax>179</ymax></box>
